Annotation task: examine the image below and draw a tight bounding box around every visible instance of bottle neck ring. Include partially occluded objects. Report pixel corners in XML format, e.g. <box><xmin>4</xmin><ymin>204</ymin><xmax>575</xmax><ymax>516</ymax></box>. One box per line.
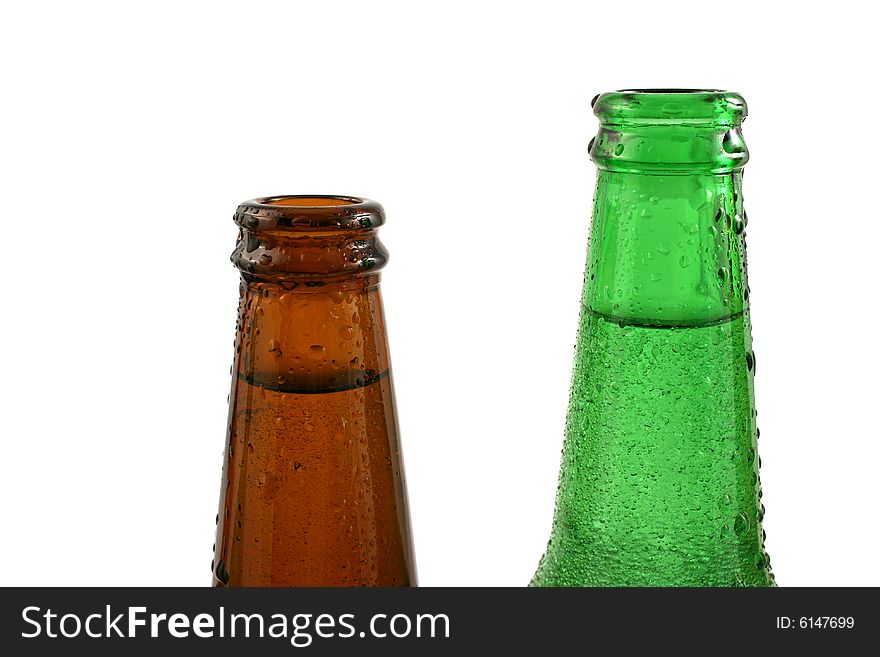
<box><xmin>232</xmin><ymin>196</ymin><xmax>389</xmax><ymax>281</ymax></box>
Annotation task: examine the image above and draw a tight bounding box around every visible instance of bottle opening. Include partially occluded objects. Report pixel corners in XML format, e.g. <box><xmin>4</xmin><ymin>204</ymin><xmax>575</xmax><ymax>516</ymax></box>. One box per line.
<box><xmin>235</xmin><ymin>195</ymin><xmax>385</xmax><ymax>230</ymax></box>
<box><xmin>258</xmin><ymin>195</ymin><xmax>366</xmax><ymax>208</ymax></box>
<box><xmin>616</xmin><ymin>88</ymin><xmax>723</xmax><ymax>94</ymax></box>
<box><xmin>592</xmin><ymin>89</ymin><xmax>747</xmax><ymax>127</ymax></box>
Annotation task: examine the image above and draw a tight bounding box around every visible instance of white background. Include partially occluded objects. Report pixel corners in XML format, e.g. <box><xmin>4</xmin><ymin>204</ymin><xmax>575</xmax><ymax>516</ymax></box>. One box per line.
<box><xmin>1</xmin><ymin>1</ymin><xmax>877</xmax><ymax>587</ymax></box>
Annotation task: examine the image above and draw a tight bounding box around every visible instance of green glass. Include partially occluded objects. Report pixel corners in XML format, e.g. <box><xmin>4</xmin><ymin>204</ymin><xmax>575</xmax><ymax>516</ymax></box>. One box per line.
<box><xmin>531</xmin><ymin>90</ymin><xmax>774</xmax><ymax>587</ymax></box>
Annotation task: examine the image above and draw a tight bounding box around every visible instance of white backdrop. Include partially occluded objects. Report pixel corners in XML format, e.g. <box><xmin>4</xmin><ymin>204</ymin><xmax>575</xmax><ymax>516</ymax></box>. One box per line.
<box><xmin>2</xmin><ymin>0</ymin><xmax>877</xmax><ymax>587</ymax></box>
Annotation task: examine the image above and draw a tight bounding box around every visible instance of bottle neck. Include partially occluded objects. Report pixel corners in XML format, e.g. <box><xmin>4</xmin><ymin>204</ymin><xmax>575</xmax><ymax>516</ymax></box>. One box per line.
<box><xmin>235</xmin><ymin>274</ymin><xmax>391</xmax><ymax>394</ymax></box>
<box><xmin>228</xmin><ymin>196</ymin><xmax>393</xmax><ymax>393</ymax></box>
<box><xmin>584</xmin><ymin>169</ymin><xmax>748</xmax><ymax>327</ymax></box>
<box><xmin>584</xmin><ymin>90</ymin><xmax>751</xmax><ymax>327</ymax></box>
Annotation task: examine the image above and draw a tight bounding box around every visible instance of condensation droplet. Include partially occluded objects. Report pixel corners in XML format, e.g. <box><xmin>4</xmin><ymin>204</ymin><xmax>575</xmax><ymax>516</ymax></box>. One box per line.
<box><xmin>733</xmin><ymin>512</ymin><xmax>750</xmax><ymax>535</ymax></box>
<box><xmin>214</xmin><ymin>559</ymin><xmax>230</xmax><ymax>585</ymax></box>
<box><xmin>722</xmin><ymin>130</ymin><xmax>745</xmax><ymax>155</ymax></box>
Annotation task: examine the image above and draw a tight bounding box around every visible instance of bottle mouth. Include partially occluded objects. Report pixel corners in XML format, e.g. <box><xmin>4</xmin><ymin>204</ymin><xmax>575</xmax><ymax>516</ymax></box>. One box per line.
<box><xmin>615</xmin><ymin>88</ymin><xmax>723</xmax><ymax>94</ymax></box>
<box><xmin>235</xmin><ymin>195</ymin><xmax>385</xmax><ymax>230</ymax></box>
<box><xmin>255</xmin><ymin>195</ymin><xmax>368</xmax><ymax>209</ymax></box>
<box><xmin>592</xmin><ymin>89</ymin><xmax>747</xmax><ymax>125</ymax></box>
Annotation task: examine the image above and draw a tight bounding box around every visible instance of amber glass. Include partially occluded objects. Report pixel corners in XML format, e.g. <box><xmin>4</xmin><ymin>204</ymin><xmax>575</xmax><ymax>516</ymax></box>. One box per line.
<box><xmin>212</xmin><ymin>195</ymin><xmax>416</xmax><ymax>586</ymax></box>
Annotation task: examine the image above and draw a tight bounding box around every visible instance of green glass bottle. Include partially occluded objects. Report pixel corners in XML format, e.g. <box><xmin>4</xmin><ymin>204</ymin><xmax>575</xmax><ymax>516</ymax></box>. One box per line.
<box><xmin>531</xmin><ymin>90</ymin><xmax>774</xmax><ymax>587</ymax></box>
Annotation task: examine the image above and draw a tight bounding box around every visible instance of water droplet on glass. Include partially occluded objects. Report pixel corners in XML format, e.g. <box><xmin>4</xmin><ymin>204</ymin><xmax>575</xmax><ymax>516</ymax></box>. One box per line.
<box><xmin>338</xmin><ymin>326</ymin><xmax>355</xmax><ymax>339</ymax></box>
<box><xmin>613</xmin><ymin>143</ymin><xmax>625</xmax><ymax>156</ymax></box>
<box><xmin>722</xmin><ymin>130</ymin><xmax>745</xmax><ymax>155</ymax></box>
<box><xmin>733</xmin><ymin>512</ymin><xmax>750</xmax><ymax>535</ymax></box>
<box><xmin>717</xmin><ymin>267</ymin><xmax>728</xmax><ymax>281</ymax></box>
<box><xmin>259</xmin><ymin>253</ymin><xmax>272</xmax><ymax>266</ymax></box>
<box><xmin>215</xmin><ymin>559</ymin><xmax>230</xmax><ymax>585</ymax></box>
<box><xmin>309</xmin><ymin>344</ymin><xmax>326</xmax><ymax>359</ymax></box>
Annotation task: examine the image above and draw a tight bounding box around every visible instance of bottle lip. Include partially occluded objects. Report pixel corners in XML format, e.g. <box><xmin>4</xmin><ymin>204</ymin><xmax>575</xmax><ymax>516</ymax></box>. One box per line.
<box><xmin>592</xmin><ymin>89</ymin><xmax>747</xmax><ymax>125</ymax></box>
<box><xmin>235</xmin><ymin>195</ymin><xmax>385</xmax><ymax>230</ymax></box>
<box><xmin>615</xmin><ymin>88</ymin><xmax>724</xmax><ymax>94</ymax></box>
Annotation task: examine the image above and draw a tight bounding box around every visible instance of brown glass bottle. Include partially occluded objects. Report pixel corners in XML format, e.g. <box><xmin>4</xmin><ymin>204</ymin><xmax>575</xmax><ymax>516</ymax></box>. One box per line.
<box><xmin>212</xmin><ymin>196</ymin><xmax>416</xmax><ymax>587</ymax></box>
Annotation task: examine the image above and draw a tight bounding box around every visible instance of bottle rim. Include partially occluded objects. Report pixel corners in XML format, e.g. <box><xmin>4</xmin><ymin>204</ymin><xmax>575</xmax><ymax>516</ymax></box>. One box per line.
<box><xmin>235</xmin><ymin>195</ymin><xmax>385</xmax><ymax>230</ymax></box>
<box><xmin>615</xmin><ymin>88</ymin><xmax>724</xmax><ymax>94</ymax></box>
<box><xmin>592</xmin><ymin>89</ymin><xmax>747</xmax><ymax>125</ymax></box>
